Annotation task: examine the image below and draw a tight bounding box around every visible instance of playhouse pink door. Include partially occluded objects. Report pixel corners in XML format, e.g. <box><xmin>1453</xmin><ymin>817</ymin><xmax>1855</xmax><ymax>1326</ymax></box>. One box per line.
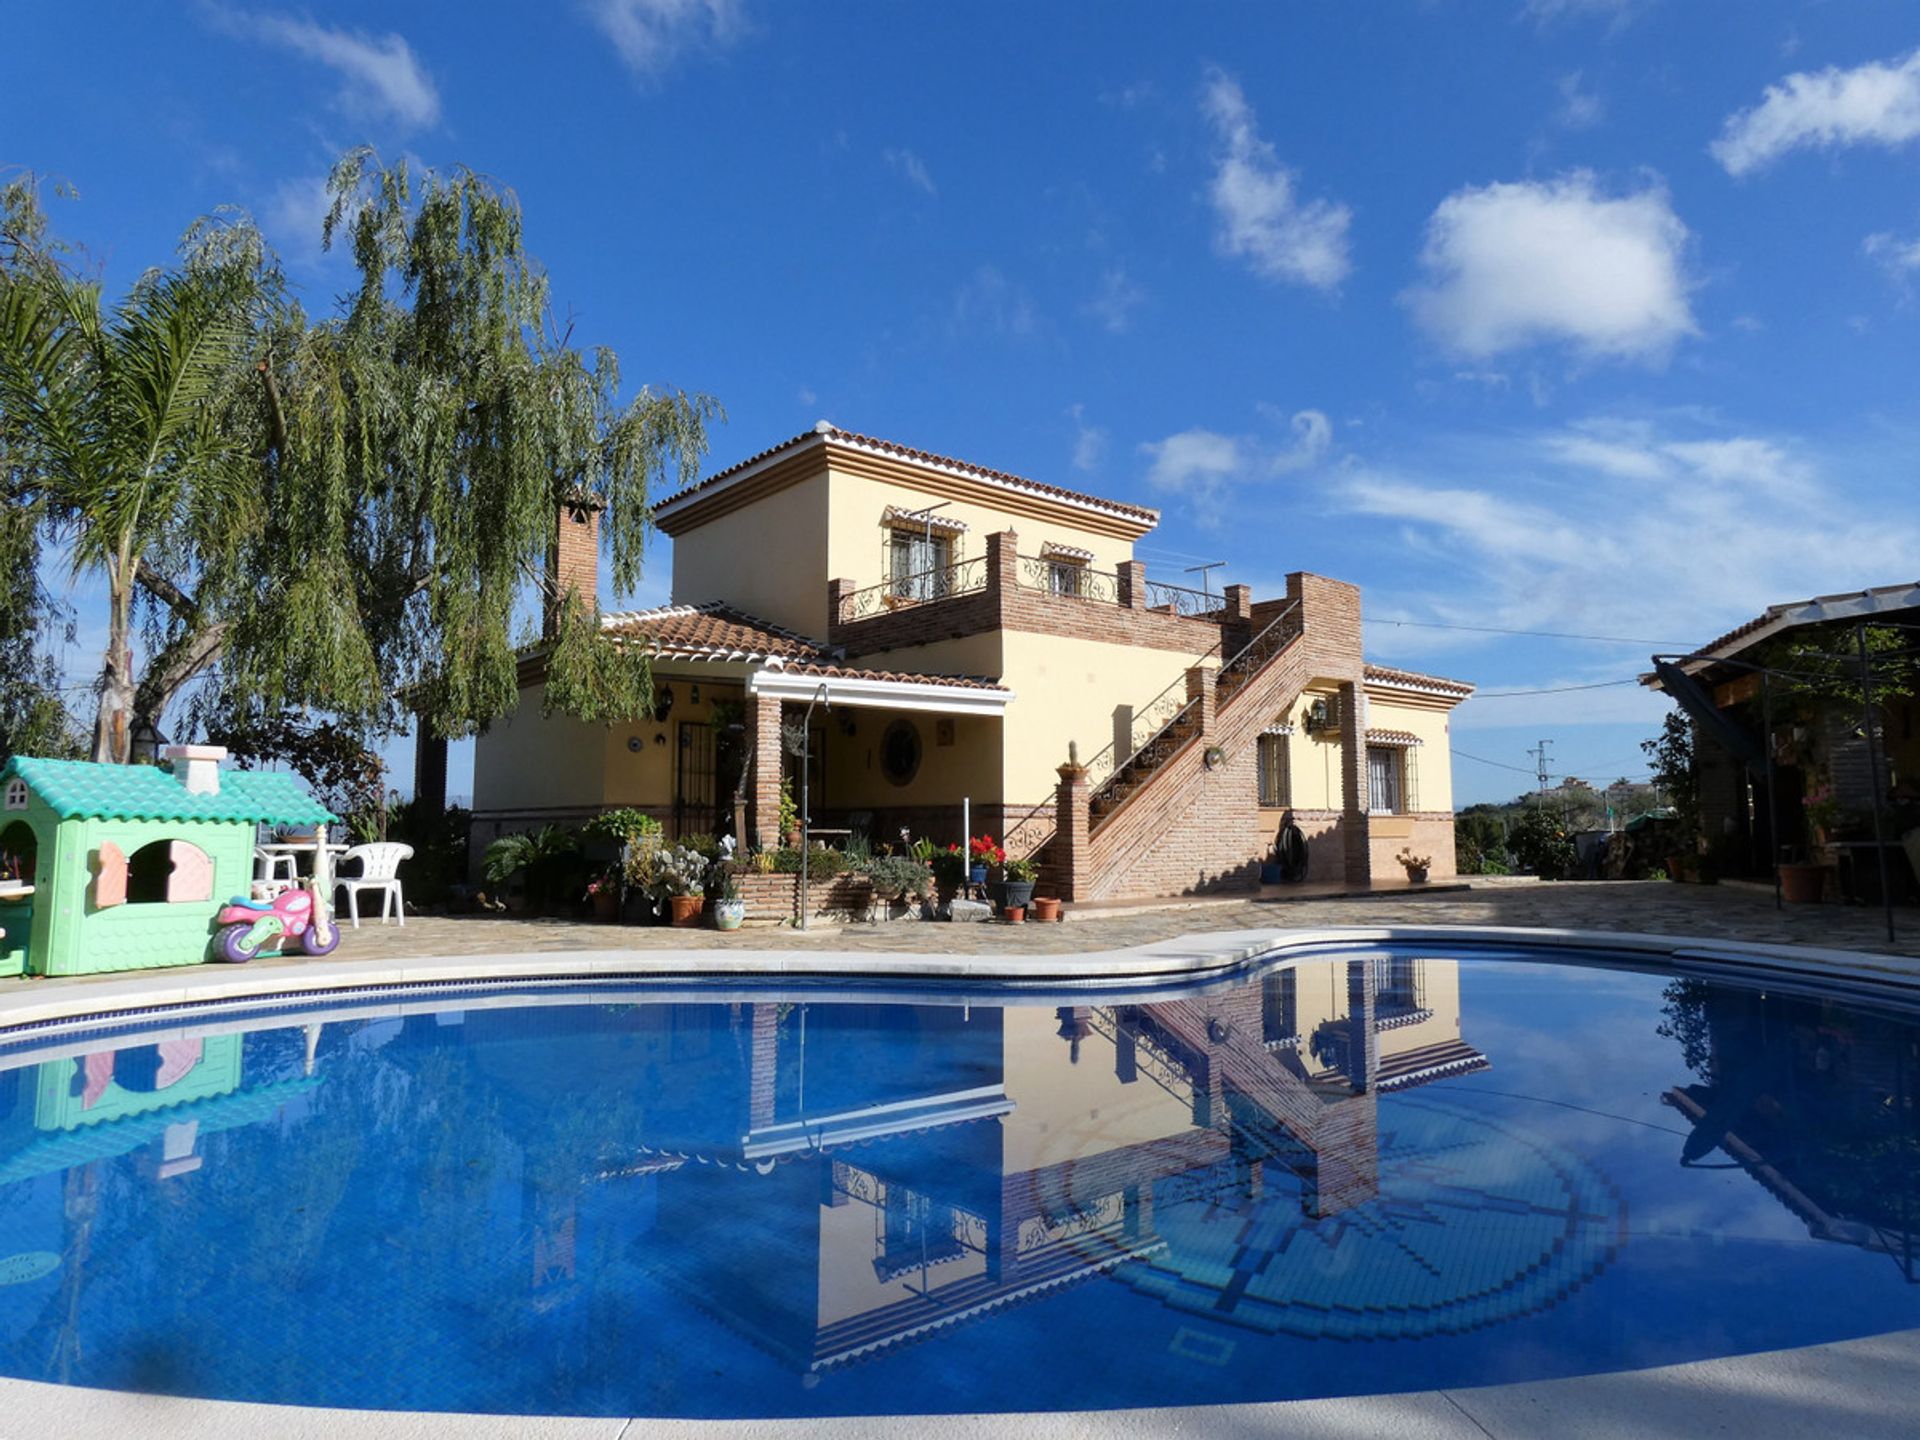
<box><xmin>165</xmin><ymin>842</ymin><xmax>213</xmax><ymax>903</ymax></box>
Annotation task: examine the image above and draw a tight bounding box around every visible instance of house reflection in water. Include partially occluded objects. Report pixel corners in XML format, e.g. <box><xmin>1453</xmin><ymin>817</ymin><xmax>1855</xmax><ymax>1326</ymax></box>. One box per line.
<box><xmin>1662</xmin><ymin>980</ymin><xmax>1920</xmax><ymax>1282</ymax></box>
<box><xmin>563</xmin><ymin>956</ymin><xmax>1532</xmax><ymax>1373</ymax></box>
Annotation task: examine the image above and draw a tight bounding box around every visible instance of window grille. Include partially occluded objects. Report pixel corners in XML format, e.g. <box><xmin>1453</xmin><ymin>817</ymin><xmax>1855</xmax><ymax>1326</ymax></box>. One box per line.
<box><xmin>886</xmin><ymin>529</ymin><xmax>953</xmax><ymax>601</ymax></box>
<box><xmin>1257</xmin><ymin>733</ymin><xmax>1291</xmax><ymax>808</ymax></box>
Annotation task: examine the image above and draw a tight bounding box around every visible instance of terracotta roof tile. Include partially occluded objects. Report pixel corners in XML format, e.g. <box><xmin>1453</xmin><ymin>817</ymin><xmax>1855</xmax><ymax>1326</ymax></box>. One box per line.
<box><xmin>654</xmin><ymin>424</ymin><xmax>1160</xmax><ymax>527</ymax></box>
<box><xmin>600</xmin><ymin>603</ymin><xmax>827</xmax><ymax>662</ymax></box>
<box><xmin>1362</xmin><ymin>663</ymin><xmax>1475</xmax><ymax>697</ymax></box>
<box><xmin>1365</xmin><ymin>728</ymin><xmax>1425</xmax><ymax>747</ymax></box>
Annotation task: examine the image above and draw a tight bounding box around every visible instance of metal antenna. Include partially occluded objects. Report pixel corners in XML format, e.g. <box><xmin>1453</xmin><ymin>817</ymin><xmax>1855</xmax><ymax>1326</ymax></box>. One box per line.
<box><xmin>1184</xmin><ymin>561</ymin><xmax>1226</xmax><ymax>601</ymax></box>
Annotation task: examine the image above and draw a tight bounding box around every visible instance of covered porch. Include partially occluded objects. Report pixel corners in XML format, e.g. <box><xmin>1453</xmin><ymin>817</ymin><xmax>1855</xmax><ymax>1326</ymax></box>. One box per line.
<box><xmin>743</xmin><ymin>666</ymin><xmax>1013</xmax><ymax>852</ymax></box>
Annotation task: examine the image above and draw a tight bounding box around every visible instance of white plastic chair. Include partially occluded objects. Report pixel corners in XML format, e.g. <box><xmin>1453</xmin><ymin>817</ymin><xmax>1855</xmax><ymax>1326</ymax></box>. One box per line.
<box><xmin>253</xmin><ymin>846</ymin><xmax>297</xmax><ymax>899</ymax></box>
<box><xmin>335</xmin><ymin>843</ymin><xmax>413</xmax><ymax>927</ymax></box>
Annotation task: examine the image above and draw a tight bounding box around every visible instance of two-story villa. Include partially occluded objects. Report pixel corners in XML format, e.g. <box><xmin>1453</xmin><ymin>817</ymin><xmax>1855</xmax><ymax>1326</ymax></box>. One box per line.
<box><xmin>471</xmin><ymin>424</ymin><xmax>1472</xmax><ymax>899</ymax></box>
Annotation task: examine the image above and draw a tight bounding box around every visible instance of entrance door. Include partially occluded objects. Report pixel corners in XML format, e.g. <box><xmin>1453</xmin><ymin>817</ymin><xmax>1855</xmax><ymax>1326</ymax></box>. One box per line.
<box><xmin>675</xmin><ymin>721</ymin><xmax>717</xmax><ymax>839</ymax></box>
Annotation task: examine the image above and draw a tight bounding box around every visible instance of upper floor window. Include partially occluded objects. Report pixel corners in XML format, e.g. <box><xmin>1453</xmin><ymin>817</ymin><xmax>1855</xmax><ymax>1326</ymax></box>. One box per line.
<box><xmin>888</xmin><ymin>527</ymin><xmax>953</xmax><ymax>601</ymax></box>
<box><xmin>1047</xmin><ymin>557</ymin><xmax>1085</xmax><ymax>597</ymax></box>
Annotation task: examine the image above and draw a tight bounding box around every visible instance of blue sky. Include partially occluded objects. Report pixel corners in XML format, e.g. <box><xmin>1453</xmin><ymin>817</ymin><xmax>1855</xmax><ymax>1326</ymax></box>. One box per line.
<box><xmin>11</xmin><ymin>1</ymin><xmax>1920</xmax><ymax>805</ymax></box>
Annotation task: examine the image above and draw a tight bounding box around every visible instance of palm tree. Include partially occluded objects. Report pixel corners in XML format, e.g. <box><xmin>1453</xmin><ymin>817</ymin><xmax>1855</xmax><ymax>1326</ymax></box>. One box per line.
<box><xmin>0</xmin><ymin>231</ymin><xmax>261</xmax><ymax>762</ymax></box>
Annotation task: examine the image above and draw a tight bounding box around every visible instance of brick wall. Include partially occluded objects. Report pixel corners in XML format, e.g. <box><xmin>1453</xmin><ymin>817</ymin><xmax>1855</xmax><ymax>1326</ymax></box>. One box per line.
<box><xmin>734</xmin><ymin>870</ymin><xmax>876</xmax><ymax>924</ymax></box>
<box><xmin>1367</xmin><ymin>813</ymin><xmax>1460</xmax><ymax>882</ymax></box>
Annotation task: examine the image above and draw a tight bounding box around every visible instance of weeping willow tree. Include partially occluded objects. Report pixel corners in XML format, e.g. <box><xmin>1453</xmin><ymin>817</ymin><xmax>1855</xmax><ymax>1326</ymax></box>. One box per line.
<box><xmin>219</xmin><ymin>149</ymin><xmax>719</xmax><ymax>745</ymax></box>
<box><xmin>0</xmin><ymin>152</ymin><xmax>717</xmax><ymax>765</ymax></box>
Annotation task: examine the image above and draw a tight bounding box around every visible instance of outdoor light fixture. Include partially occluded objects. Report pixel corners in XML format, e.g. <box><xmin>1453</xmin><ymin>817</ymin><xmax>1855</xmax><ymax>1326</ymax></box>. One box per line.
<box><xmin>691</xmin><ymin>684</ymin><xmax>701</xmax><ymax>704</ymax></box>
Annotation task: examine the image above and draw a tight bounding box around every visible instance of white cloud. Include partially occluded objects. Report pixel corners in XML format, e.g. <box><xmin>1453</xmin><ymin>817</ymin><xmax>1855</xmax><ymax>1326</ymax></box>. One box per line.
<box><xmin>261</xmin><ymin>174</ymin><xmax>336</xmax><ymax>260</ymax></box>
<box><xmin>229</xmin><ymin>13</ymin><xmax>440</xmax><ymax>128</ymax></box>
<box><xmin>1405</xmin><ymin>172</ymin><xmax>1695</xmax><ymax>361</ymax></box>
<box><xmin>1201</xmin><ymin>69</ymin><xmax>1352</xmax><ymax>290</ymax></box>
<box><xmin>1865</xmin><ymin>228</ymin><xmax>1920</xmax><ymax>287</ymax></box>
<box><xmin>586</xmin><ymin>0</ymin><xmax>748</xmax><ymax>78</ymax></box>
<box><xmin>1333</xmin><ymin>415</ymin><xmax>1919</xmax><ymax>678</ymax></box>
<box><xmin>1139</xmin><ymin>409</ymin><xmax>1331</xmax><ymax>522</ymax></box>
<box><xmin>949</xmin><ymin>265</ymin><xmax>1038</xmax><ymax>339</ymax></box>
<box><xmin>884</xmin><ymin>147</ymin><xmax>936</xmax><ymax>196</ymax></box>
<box><xmin>1083</xmin><ymin>266</ymin><xmax>1145</xmax><ymax>334</ymax></box>
<box><xmin>1556</xmin><ymin>71</ymin><xmax>1605</xmax><ymax>129</ymax></box>
<box><xmin>1067</xmin><ymin>404</ymin><xmax>1108</xmax><ymax>473</ymax></box>
<box><xmin>1712</xmin><ymin>47</ymin><xmax>1920</xmax><ymax>176</ymax></box>
<box><xmin>1521</xmin><ymin>0</ymin><xmax>1639</xmax><ymax>23</ymax></box>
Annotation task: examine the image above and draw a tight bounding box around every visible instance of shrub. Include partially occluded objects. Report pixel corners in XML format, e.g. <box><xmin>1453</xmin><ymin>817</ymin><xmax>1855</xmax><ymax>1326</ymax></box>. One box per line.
<box><xmin>865</xmin><ymin>854</ymin><xmax>932</xmax><ymax>899</ymax></box>
<box><xmin>583</xmin><ymin>809</ymin><xmax>661</xmax><ymax>847</ymax></box>
<box><xmin>1002</xmin><ymin>855</ymin><xmax>1038</xmax><ymax>883</ymax></box>
<box><xmin>1508</xmin><ymin>807</ymin><xmax>1576</xmax><ymax>880</ymax></box>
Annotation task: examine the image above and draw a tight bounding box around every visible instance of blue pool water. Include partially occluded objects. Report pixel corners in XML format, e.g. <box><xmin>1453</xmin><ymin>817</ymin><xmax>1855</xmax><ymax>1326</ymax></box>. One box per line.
<box><xmin>2</xmin><ymin>946</ymin><xmax>1919</xmax><ymax>1417</ymax></box>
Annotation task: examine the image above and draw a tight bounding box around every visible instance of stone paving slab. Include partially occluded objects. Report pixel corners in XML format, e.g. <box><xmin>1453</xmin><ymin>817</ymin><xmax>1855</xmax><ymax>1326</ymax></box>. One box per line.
<box><xmin>118</xmin><ymin>878</ymin><xmax>1920</xmax><ymax>968</ymax></box>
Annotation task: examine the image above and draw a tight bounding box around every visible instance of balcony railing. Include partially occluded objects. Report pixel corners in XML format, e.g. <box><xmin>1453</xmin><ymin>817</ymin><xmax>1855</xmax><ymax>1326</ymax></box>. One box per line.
<box><xmin>1017</xmin><ymin>555</ymin><xmax>1121</xmax><ymax>605</ymax></box>
<box><xmin>837</xmin><ymin>555</ymin><xmax>988</xmax><ymax>622</ymax></box>
<box><xmin>1144</xmin><ymin>579</ymin><xmax>1222</xmax><ymax>617</ymax></box>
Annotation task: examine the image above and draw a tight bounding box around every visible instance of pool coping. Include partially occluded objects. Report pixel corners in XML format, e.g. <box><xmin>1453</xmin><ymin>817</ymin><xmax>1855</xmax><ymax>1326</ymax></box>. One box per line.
<box><xmin>6</xmin><ymin>923</ymin><xmax>1920</xmax><ymax>1437</ymax></box>
<box><xmin>5</xmin><ymin>922</ymin><xmax>1919</xmax><ymax>1043</ymax></box>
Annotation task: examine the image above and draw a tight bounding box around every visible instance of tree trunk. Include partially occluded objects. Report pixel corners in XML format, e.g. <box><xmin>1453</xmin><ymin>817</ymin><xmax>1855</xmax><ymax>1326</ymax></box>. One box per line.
<box><xmin>91</xmin><ymin>572</ymin><xmax>135</xmax><ymax>764</ymax></box>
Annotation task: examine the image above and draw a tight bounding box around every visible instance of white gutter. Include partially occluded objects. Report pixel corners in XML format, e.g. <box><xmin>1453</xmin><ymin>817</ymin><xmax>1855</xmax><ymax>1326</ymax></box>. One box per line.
<box><xmin>748</xmin><ymin>667</ymin><xmax>1014</xmax><ymax>716</ymax></box>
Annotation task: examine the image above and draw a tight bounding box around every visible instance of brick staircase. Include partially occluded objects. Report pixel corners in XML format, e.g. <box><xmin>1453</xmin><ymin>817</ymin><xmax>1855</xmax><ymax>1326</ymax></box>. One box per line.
<box><xmin>1049</xmin><ymin>572</ymin><xmax>1368</xmax><ymax>902</ymax></box>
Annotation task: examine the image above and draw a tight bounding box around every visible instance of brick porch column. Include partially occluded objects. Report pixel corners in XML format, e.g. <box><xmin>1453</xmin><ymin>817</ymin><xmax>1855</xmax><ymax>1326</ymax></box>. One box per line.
<box><xmin>747</xmin><ymin>688</ymin><xmax>784</xmax><ymax>849</ymax></box>
<box><xmin>1117</xmin><ymin>559</ymin><xmax>1147</xmax><ymax>609</ymax></box>
<box><xmin>1186</xmin><ymin>665</ymin><xmax>1216</xmax><ymax>739</ymax></box>
<box><xmin>1222</xmin><ymin>583</ymin><xmax>1252</xmax><ymax>621</ymax></box>
<box><xmin>1337</xmin><ymin>678</ymin><xmax>1369</xmax><ymax>884</ymax></box>
<box><xmin>1053</xmin><ymin>759</ymin><xmax>1091</xmax><ymax>901</ymax></box>
<box><xmin>986</xmin><ymin>529</ymin><xmax>1020</xmax><ymax>600</ymax></box>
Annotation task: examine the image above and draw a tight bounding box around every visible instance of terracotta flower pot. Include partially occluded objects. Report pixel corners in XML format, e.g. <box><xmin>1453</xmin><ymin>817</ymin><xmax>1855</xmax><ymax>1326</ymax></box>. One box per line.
<box><xmin>668</xmin><ymin>894</ymin><xmax>703</xmax><ymax>927</ymax></box>
<box><xmin>1030</xmin><ymin>896</ymin><xmax>1061</xmax><ymax>922</ymax></box>
<box><xmin>1403</xmin><ymin>867</ymin><xmax>1429</xmax><ymax>885</ymax></box>
<box><xmin>1778</xmin><ymin>863</ymin><xmax>1826</xmax><ymax>904</ymax></box>
<box><xmin>1003</xmin><ymin>906</ymin><xmax>1025</xmax><ymax>924</ymax></box>
<box><xmin>591</xmin><ymin>889</ymin><xmax>619</xmax><ymax>921</ymax></box>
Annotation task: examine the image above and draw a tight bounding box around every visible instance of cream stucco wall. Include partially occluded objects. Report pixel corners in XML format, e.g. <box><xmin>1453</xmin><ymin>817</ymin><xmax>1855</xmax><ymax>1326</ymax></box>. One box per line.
<box><xmin>995</xmin><ymin>630</ymin><xmax>1217</xmax><ymax>808</ymax></box>
<box><xmin>472</xmin><ymin>683</ymin><xmax>612</xmax><ymax>816</ymax></box>
<box><xmin>1271</xmin><ymin>683</ymin><xmax>1347</xmax><ymax>813</ymax></box>
<box><xmin>669</xmin><ymin>471</ymin><xmax>831</xmax><ymax>637</ymax></box>
<box><xmin>997</xmin><ymin>1007</ymin><xmax>1197</xmax><ymax>1176</ymax></box>
<box><xmin>823</xmin><ymin>464</ymin><xmax>1136</xmax><ymax>594</ymax></box>
<box><xmin>819</xmin><ymin>708</ymin><xmax>1005</xmax><ymax>807</ymax></box>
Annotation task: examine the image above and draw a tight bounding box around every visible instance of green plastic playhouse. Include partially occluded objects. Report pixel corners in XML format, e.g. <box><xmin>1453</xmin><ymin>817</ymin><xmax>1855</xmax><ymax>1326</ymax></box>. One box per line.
<box><xmin>0</xmin><ymin>746</ymin><xmax>335</xmax><ymax>978</ymax></box>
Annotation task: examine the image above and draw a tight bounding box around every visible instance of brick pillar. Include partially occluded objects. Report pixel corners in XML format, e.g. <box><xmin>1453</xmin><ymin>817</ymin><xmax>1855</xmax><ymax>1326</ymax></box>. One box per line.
<box><xmin>827</xmin><ymin>577</ymin><xmax>855</xmax><ymax>634</ymax></box>
<box><xmin>747</xmin><ymin>689</ymin><xmax>784</xmax><ymax>849</ymax></box>
<box><xmin>986</xmin><ymin>529</ymin><xmax>1020</xmax><ymax>601</ymax></box>
<box><xmin>1344</xmin><ymin>957</ymin><xmax>1378</xmax><ymax>1092</ymax></box>
<box><xmin>1186</xmin><ymin>665</ymin><xmax>1216</xmax><ymax>739</ymax></box>
<box><xmin>1338</xmin><ymin>678</ymin><xmax>1369</xmax><ymax>884</ymax></box>
<box><xmin>1118</xmin><ymin>559</ymin><xmax>1147</xmax><ymax>609</ymax></box>
<box><xmin>1223</xmin><ymin>584</ymin><xmax>1252</xmax><ymax>621</ymax></box>
<box><xmin>748</xmin><ymin>1003</ymin><xmax>780</xmax><ymax>1130</ymax></box>
<box><xmin>1054</xmin><ymin>760</ymin><xmax>1091</xmax><ymax>901</ymax></box>
<box><xmin>544</xmin><ymin>490</ymin><xmax>604</xmax><ymax>638</ymax></box>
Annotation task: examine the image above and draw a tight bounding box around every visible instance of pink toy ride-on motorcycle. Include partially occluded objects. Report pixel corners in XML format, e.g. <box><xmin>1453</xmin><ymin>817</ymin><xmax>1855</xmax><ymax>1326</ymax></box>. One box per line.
<box><xmin>212</xmin><ymin>886</ymin><xmax>341</xmax><ymax>962</ymax></box>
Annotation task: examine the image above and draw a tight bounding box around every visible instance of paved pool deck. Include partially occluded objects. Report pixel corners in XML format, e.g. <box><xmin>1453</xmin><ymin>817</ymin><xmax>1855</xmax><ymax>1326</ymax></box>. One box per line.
<box><xmin>4</xmin><ymin>878</ymin><xmax>1920</xmax><ymax>1436</ymax></box>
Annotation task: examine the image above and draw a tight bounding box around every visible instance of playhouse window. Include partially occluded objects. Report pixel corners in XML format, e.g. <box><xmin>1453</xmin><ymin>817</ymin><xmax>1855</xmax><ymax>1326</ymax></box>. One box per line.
<box><xmin>126</xmin><ymin>840</ymin><xmax>214</xmax><ymax>905</ymax></box>
<box><xmin>0</xmin><ymin>821</ymin><xmax>35</xmax><ymax>884</ymax></box>
<box><xmin>4</xmin><ymin>779</ymin><xmax>25</xmax><ymax>811</ymax></box>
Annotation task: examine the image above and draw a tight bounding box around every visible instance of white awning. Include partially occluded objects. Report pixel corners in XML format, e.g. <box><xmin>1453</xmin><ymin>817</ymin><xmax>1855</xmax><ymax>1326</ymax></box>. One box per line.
<box><xmin>749</xmin><ymin>667</ymin><xmax>1013</xmax><ymax>716</ymax></box>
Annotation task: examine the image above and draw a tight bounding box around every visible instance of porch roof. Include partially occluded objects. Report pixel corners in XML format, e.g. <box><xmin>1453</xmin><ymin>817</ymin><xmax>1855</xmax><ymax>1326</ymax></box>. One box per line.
<box><xmin>748</xmin><ymin>663</ymin><xmax>1012</xmax><ymax>715</ymax></box>
<box><xmin>599</xmin><ymin>602</ymin><xmax>828</xmax><ymax>663</ymax></box>
<box><xmin>1644</xmin><ymin>581</ymin><xmax>1920</xmax><ymax>687</ymax></box>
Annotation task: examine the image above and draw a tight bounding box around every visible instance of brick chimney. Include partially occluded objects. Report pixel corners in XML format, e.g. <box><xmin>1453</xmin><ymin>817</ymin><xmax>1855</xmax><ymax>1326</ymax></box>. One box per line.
<box><xmin>546</xmin><ymin>489</ymin><xmax>605</xmax><ymax>638</ymax></box>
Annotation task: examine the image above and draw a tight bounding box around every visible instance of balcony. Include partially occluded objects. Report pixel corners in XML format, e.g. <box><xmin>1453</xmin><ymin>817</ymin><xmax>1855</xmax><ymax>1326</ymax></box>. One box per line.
<box><xmin>828</xmin><ymin>529</ymin><xmax>1249</xmax><ymax>655</ymax></box>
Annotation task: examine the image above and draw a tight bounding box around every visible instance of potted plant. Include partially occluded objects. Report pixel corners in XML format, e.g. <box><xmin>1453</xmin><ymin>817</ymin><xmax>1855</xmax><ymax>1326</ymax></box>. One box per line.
<box><xmin>711</xmin><ymin>864</ymin><xmax>745</xmax><ymax>930</ymax></box>
<box><xmin>778</xmin><ymin>779</ymin><xmax>799</xmax><ymax>847</ymax></box>
<box><xmin>930</xmin><ymin>845</ymin><xmax>968</xmax><ymax>911</ymax></box>
<box><xmin>652</xmin><ymin>843</ymin><xmax>708</xmax><ymax>927</ymax></box>
<box><xmin>585</xmin><ymin>868</ymin><xmax>620</xmax><ymax>921</ymax></box>
<box><xmin>968</xmin><ymin>834</ymin><xmax>1001</xmax><ymax>889</ymax></box>
<box><xmin>1777</xmin><ymin>855</ymin><xmax>1827</xmax><ymax>904</ymax></box>
<box><xmin>481</xmin><ymin>825</ymin><xmax>582</xmax><ymax>915</ymax></box>
<box><xmin>998</xmin><ymin>854</ymin><xmax>1038</xmax><ymax>914</ymax></box>
<box><xmin>1802</xmin><ymin>785</ymin><xmax>1843</xmax><ymax>847</ymax></box>
<box><xmin>1030</xmin><ymin>895</ymin><xmax>1062</xmax><ymax>922</ymax></box>
<box><xmin>1395</xmin><ymin>847</ymin><xmax>1431</xmax><ymax>884</ymax></box>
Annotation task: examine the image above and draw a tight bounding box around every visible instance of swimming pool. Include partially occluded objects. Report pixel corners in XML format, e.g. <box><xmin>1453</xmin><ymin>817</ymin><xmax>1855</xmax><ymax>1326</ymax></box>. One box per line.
<box><xmin>2</xmin><ymin>942</ymin><xmax>1917</xmax><ymax>1418</ymax></box>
